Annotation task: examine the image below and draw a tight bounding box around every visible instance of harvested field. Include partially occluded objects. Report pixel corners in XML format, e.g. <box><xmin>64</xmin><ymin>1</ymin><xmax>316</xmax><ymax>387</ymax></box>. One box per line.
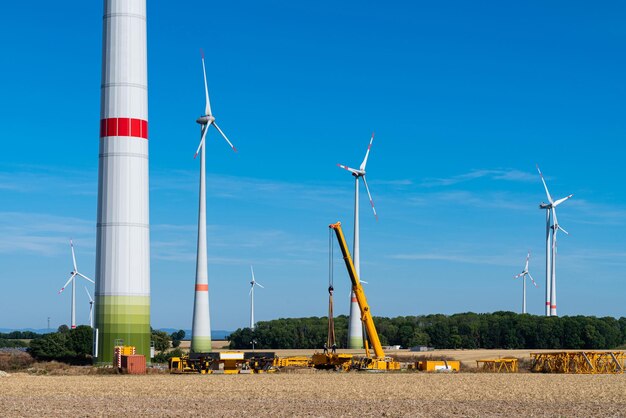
<box><xmin>2</xmin><ymin>372</ymin><xmax>626</xmax><ymax>417</ymax></box>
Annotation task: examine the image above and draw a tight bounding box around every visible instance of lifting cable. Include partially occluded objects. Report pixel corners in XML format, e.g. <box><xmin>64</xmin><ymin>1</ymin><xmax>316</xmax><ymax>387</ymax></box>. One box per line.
<box><xmin>327</xmin><ymin>227</ymin><xmax>336</xmax><ymax>349</ymax></box>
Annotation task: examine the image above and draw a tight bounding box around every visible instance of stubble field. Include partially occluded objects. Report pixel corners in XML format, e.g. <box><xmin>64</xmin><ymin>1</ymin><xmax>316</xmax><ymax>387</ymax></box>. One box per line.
<box><xmin>2</xmin><ymin>371</ymin><xmax>626</xmax><ymax>417</ymax></box>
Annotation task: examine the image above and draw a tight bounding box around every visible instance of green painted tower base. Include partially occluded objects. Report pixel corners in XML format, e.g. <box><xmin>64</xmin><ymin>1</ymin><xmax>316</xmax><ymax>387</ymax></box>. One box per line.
<box><xmin>348</xmin><ymin>337</ymin><xmax>363</xmax><ymax>349</ymax></box>
<box><xmin>191</xmin><ymin>336</ymin><xmax>212</xmax><ymax>353</ymax></box>
<box><xmin>94</xmin><ymin>295</ymin><xmax>151</xmax><ymax>365</ymax></box>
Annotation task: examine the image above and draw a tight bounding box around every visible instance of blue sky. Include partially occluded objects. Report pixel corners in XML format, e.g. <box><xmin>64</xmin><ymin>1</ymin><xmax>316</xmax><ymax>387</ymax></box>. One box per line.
<box><xmin>1</xmin><ymin>1</ymin><xmax>625</xmax><ymax>331</ymax></box>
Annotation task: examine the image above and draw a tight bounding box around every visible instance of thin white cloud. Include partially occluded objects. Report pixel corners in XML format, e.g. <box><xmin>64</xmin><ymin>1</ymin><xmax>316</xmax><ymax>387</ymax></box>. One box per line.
<box><xmin>391</xmin><ymin>252</ymin><xmax>514</xmax><ymax>267</ymax></box>
<box><xmin>0</xmin><ymin>212</ymin><xmax>94</xmax><ymax>256</ymax></box>
<box><xmin>420</xmin><ymin>168</ymin><xmax>536</xmax><ymax>188</ymax></box>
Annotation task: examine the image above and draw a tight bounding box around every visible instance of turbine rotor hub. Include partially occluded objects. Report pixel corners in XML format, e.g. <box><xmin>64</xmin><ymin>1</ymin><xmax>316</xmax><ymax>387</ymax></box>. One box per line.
<box><xmin>196</xmin><ymin>115</ymin><xmax>215</xmax><ymax>125</ymax></box>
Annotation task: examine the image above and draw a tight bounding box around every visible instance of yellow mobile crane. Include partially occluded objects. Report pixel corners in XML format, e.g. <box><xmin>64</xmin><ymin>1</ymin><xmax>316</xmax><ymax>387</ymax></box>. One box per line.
<box><xmin>329</xmin><ymin>222</ymin><xmax>400</xmax><ymax>371</ymax></box>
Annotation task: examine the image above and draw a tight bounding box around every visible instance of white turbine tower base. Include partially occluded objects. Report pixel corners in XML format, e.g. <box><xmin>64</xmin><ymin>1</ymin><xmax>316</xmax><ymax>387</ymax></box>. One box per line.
<box><xmin>338</xmin><ymin>132</ymin><xmax>377</xmax><ymax>349</ymax></box>
<box><xmin>537</xmin><ymin>165</ymin><xmax>572</xmax><ymax>317</ymax></box>
<box><xmin>190</xmin><ymin>50</ymin><xmax>237</xmax><ymax>353</ymax></box>
<box><xmin>514</xmin><ymin>251</ymin><xmax>538</xmax><ymax>314</ymax></box>
<box><xmin>58</xmin><ymin>240</ymin><xmax>94</xmax><ymax>329</ymax></box>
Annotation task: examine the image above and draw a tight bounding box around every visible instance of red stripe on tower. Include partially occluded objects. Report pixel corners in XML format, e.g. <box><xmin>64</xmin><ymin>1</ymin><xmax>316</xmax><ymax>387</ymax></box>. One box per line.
<box><xmin>100</xmin><ymin>118</ymin><xmax>149</xmax><ymax>139</ymax></box>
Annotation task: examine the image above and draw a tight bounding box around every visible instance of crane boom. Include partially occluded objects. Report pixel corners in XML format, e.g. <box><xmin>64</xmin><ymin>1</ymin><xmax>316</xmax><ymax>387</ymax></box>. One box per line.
<box><xmin>329</xmin><ymin>222</ymin><xmax>385</xmax><ymax>359</ymax></box>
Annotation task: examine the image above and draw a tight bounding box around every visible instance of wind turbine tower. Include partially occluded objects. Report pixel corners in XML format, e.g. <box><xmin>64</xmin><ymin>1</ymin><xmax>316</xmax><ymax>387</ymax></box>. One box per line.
<box><xmin>85</xmin><ymin>287</ymin><xmax>95</xmax><ymax>328</ymax></box>
<box><xmin>337</xmin><ymin>133</ymin><xmax>377</xmax><ymax>349</ymax></box>
<box><xmin>94</xmin><ymin>0</ymin><xmax>151</xmax><ymax>363</ymax></box>
<box><xmin>249</xmin><ymin>266</ymin><xmax>264</xmax><ymax>330</ymax></box>
<box><xmin>513</xmin><ymin>251</ymin><xmax>538</xmax><ymax>314</ymax></box>
<box><xmin>58</xmin><ymin>240</ymin><xmax>94</xmax><ymax>329</ymax></box>
<box><xmin>190</xmin><ymin>50</ymin><xmax>237</xmax><ymax>353</ymax></box>
<box><xmin>537</xmin><ymin>165</ymin><xmax>572</xmax><ymax>317</ymax></box>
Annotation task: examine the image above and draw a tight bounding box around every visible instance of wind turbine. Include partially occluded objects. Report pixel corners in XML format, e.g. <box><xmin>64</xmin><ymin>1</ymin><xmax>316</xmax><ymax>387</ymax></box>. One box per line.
<box><xmin>84</xmin><ymin>286</ymin><xmax>94</xmax><ymax>328</ymax></box>
<box><xmin>537</xmin><ymin>165</ymin><xmax>572</xmax><ymax>316</ymax></box>
<box><xmin>249</xmin><ymin>266</ymin><xmax>264</xmax><ymax>330</ymax></box>
<box><xmin>337</xmin><ymin>132</ymin><xmax>377</xmax><ymax>349</ymax></box>
<box><xmin>514</xmin><ymin>251</ymin><xmax>538</xmax><ymax>314</ymax></box>
<box><xmin>58</xmin><ymin>240</ymin><xmax>94</xmax><ymax>329</ymax></box>
<box><xmin>190</xmin><ymin>50</ymin><xmax>237</xmax><ymax>354</ymax></box>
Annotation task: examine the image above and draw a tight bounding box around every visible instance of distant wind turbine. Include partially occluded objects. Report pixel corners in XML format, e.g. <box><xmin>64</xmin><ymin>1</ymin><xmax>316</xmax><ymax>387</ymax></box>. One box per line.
<box><xmin>84</xmin><ymin>286</ymin><xmax>94</xmax><ymax>328</ymax></box>
<box><xmin>249</xmin><ymin>266</ymin><xmax>264</xmax><ymax>330</ymax></box>
<box><xmin>337</xmin><ymin>132</ymin><xmax>377</xmax><ymax>349</ymax></box>
<box><xmin>190</xmin><ymin>50</ymin><xmax>237</xmax><ymax>354</ymax></box>
<box><xmin>514</xmin><ymin>251</ymin><xmax>538</xmax><ymax>314</ymax></box>
<box><xmin>537</xmin><ymin>165</ymin><xmax>572</xmax><ymax>317</ymax></box>
<box><xmin>58</xmin><ymin>240</ymin><xmax>94</xmax><ymax>329</ymax></box>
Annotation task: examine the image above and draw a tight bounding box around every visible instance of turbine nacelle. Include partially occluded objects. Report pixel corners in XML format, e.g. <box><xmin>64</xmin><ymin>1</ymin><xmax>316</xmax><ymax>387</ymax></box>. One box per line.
<box><xmin>196</xmin><ymin>115</ymin><xmax>215</xmax><ymax>125</ymax></box>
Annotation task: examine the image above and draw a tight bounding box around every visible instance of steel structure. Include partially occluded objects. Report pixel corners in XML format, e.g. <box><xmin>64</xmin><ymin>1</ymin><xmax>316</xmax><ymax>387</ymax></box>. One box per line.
<box><xmin>476</xmin><ymin>358</ymin><xmax>519</xmax><ymax>373</ymax></box>
<box><xmin>531</xmin><ymin>351</ymin><xmax>626</xmax><ymax>374</ymax></box>
<box><xmin>329</xmin><ymin>222</ymin><xmax>400</xmax><ymax>371</ymax></box>
<box><xmin>94</xmin><ymin>0</ymin><xmax>151</xmax><ymax>364</ymax></box>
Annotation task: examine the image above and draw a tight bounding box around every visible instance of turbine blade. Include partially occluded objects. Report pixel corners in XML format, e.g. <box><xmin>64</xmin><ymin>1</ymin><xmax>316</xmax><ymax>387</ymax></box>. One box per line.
<box><xmin>255</xmin><ymin>282</ymin><xmax>264</xmax><ymax>289</ymax></box>
<box><xmin>558</xmin><ymin>225</ymin><xmax>569</xmax><ymax>235</ymax></box>
<box><xmin>361</xmin><ymin>176</ymin><xmax>378</xmax><ymax>221</ymax></box>
<box><xmin>76</xmin><ymin>272</ymin><xmax>95</xmax><ymax>284</ymax></box>
<box><xmin>360</xmin><ymin>280</ymin><xmax>368</xmax><ymax>284</ymax></box>
<box><xmin>514</xmin><ymin>273</ymin><xmax>523</xmax><ymax>279</ymax></box>
<box><xmin>70</xmin><ymin>240</ymin><xmax>78</xmax><ymax>272</ymax></box>
<box><xmin>249</xmin><ymin>286</ymin><xmax>253</xmax><ymax>296</ymax></box>
<box><xmin>84</xmin><ymin>286</ymin><xmax>93</xmax><ymax>302</ymax></box>
<box><xmin>337</xmin><ymin>164</ymin><xmax>360</xmax><ymax>175</ymax></box>
<box><xmin>194</xmin><ymin>124</ymin><xmax>209</xmax><ymax>159</ymax></box>
<box><xmin>58</xmin><ymin>273</ymin><xmax>76</xmax><ymax>294</ymax></box>
<box><xmin>536</xmin><ymin>164</ymin><xmax>554</xmax><ymax>204</ymax></box>
<box><xmin>527</xmin><ymin>273</ymin><xmax>538</xmax><ymax>287</ymax></box>
<box><xmin>212</xmin><ymin>122</ymin><xmax>237</xmax><ymax>152</ymax></box>
<box><xmin>250</xmin><ymin>265</ymin><xmax>255</xmax><ymax>283</ymax></box>
<box><xmin>201</xmin><ymin>49</ymin><xmax>212</xmax><ymax>116</ymax></box>
<box><xmin>524</xmin><ymin>252</ymin><xmax>530</xmax><ymax>271</ymax></box>
<box><xmin>553</xmin><ymin>194</ymin><xmax>573</xmax><ymax>207</ymax></box>
<box><xmin>359</xmin><ymin>132</ymin><xmax>375</xmax><ymax>171</ymax></box>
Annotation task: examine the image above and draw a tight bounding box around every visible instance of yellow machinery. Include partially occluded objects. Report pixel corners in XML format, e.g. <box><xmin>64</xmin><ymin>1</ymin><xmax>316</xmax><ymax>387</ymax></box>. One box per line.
<box><xmin>273</xmin><ymin>356</ymin><xmax>312</xmax><ymax>368</ymax></box>
<box><xmin>311</xmin><ymin>353</ymin><xmax>353</xmax><ymax>371</ymax></box>
<box><xmin>531</xmin><ymin>351</ymin><xmax>626</xmax><ymax>374</ymax></box>
<box><xmin>329</xmin><ymin>222</ymin><xmax>400</xmax><ymax>371</ymax></box>
<box><xmin>409</xmin><ymin>360</ymin><xmax>460</xmax><ymax>372</ymax></box>
<box><xmin>169</xmin><ymin>351</ymin><xmax>271</xmax><ymax>374</ymax></box>
<box><xmin>476</xmin><ymin>358</ymin><xmax>519</xmax><ymax>373</ymax></box>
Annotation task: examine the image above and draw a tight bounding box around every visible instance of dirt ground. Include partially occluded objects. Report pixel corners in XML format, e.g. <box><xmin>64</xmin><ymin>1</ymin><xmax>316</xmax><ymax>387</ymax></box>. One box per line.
<box><xmin>2</xmin><ymin>371</ymin><xmax>626</xmax><ymax>417</ymax></box>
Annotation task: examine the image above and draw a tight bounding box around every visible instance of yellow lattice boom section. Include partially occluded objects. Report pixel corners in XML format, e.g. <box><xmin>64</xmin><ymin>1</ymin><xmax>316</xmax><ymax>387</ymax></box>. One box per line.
<box><xmin>531</xmin><ymin>351</ymin><xmax>626</xmax><ymax>374</ymax></box>
<box><xmin>476</xmin><ymin>357</ymin><xmax>518</xmax><ymax>373</ymax></box>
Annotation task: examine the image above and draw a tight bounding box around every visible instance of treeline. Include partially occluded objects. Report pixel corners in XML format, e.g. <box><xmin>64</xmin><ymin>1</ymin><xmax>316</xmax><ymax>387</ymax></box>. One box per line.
<box><xmin>0</xmin><ymin>330</ymin><xmax>43</xmax><ymax>349</ymax></box>
<box><xmin>28</xmin><ymin>325</ymin><xmax>93</xmax><ymax>364</ymax></box>
<box><xmin>228</xmin><ymin>312</ymin><xmax>626</xmax><ymax>350</ymax></box>
<box><xmin>0</xmin><ymin>330</ymin><xmax>42</xmax><ymax>340</ymax></box>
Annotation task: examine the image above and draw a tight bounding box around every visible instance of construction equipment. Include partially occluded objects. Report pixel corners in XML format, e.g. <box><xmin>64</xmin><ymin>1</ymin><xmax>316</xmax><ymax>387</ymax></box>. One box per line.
<box><xmin>409</xmin><ymin>360</ymin><xmax>460</xmax><ymax>372</ymax></box>
<box><xmin>311</xmin><ymin>231</ymin><xmax>354</xmax><ymax>371</ymax></box>
<box><xmin>169</xmin><ymin>351</ymin><xmax>283</xmax><ymax>374</ymax></box>
<box><xmin>531</xmin><ymin>351</ymin><xmax>626</xmax><ymax>374</ymax></box>
<box><xmin>328</xmin><ymin>222</ymin><xmax>400</xmax><ymax>371</ymax></box>
<box><xmin>476</xmin><ymin>358</ymin><xmax>519</xmax><ymax>373</ymax></box>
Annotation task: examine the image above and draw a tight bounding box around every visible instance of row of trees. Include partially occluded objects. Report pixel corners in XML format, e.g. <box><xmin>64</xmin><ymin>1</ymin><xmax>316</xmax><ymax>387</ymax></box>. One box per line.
<box><xmin>228</xmin><ymin>312</ymin><xmax>626</xmax><ymax>350</ymax></box>
<box><xmin>28</xmin><ymin>325</ymin><xmax>93</xmax><ymax>364</ymax></box>
<box><xmin>26</xmin><ymin>326</ymin><xmax>186</xmax><ymax>364</ymax></box>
